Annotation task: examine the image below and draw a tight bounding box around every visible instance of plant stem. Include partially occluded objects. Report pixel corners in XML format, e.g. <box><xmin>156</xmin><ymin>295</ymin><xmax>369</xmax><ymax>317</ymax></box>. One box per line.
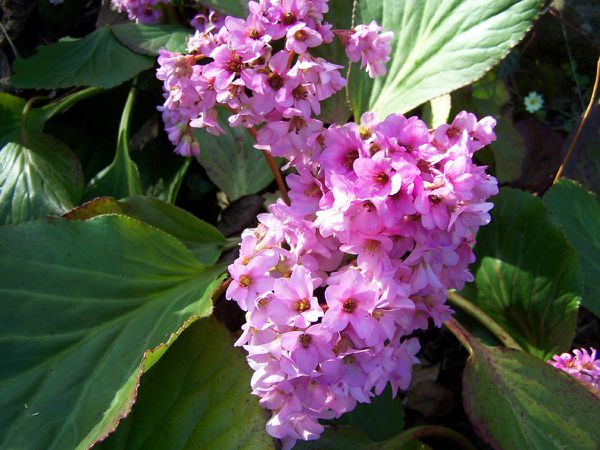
<box><xmin>38</xmin><ymin>86</ymin><xmax>104</xmax><ymax>122</ymax></box>
<box><xmin>444</xmin><ymin>318</ymin><xmax>474</xmax><ymax>355</ymax></box>
<box><xmin>384</xmin><ymin>425</ymin><xmax>477</xmax><ymax>450</ymax></box>
<box><xmin>446</xmin><ymin>290</ymin><xmax>523</xmax><ymax>351</ymax></box>
<box><xmin>246</xmin><ymin>127</ymin><xmax>290</xmax><ymax>205</ymax></box>
<box><xmin>223</xmin><ymin>237</ymin><xmax>241</xmax><ymax>252</ymax></box>
<box><xmin>553</xmin><ymin>56</ymin><xmax>600</xmax><ymax>184</ymax></box>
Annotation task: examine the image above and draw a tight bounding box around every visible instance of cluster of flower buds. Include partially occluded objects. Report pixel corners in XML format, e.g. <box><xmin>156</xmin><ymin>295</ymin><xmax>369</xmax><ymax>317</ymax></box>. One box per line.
<box><xmin>226</xmin><ymin>111</ymin><xmax>499</xmax><ymax>448</ymax></box>
<box><xmin>155</xmin><ymin>0</ymin><xmax>393</xmax><ymax>157</ymax></box>
<box><xmin>190</xmin><ymin>9</ymin><xmax>225</xmax><ymax>33</ymax></box>
<box><xmin>111</xmin><ymin>0</ymin><xmax>168</xmax><ymax>24</ymax></box>
<box><xmin>549</xmin><ymin>348</ymin><xmax>600</xmax><ymax>390</ymax></box>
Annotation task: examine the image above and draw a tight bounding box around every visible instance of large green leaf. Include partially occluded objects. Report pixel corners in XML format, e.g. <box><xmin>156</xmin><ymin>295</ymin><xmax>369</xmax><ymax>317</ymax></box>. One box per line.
<box><xmin>544</xmin><ymin>179</ymin><xmax>600</xmax><ymax>317</ymax></box>
<box><xmin>0</xmin><ymin>93</ymin><xmax>46</xmax><ymax>146</ymax></box>
<box><xmin>11</xmin><ymin>27</ymin><xmax>154</xmax><ymax>89</ymax></box>
<box><xmin>65</xmin><ymin>195</ymin><xmax>226</xmax><ymax>265</ymax></box>
<box><xmin>85</xmin><ymin>84</ymin><xmax>142</xmax><ymax>199</ymax></box>
<box><xmin>0</xmin><ymin>93</ymin><xmax>29</xmax><ymax>145</ymax></box>
<box><xmin>0</xmin><ymin>132</ymin><xmax>83</xmax><ymax>224</ymax></box>
<box><xmin>97</xmin><ymin>318</ymin><xmax>275</xmax><ymax>450</ymax></box>
<box><xmin>349</xmin><ymin>0</ymin><xmax>543</xmax><ymax>117</ymax></box>
<box><xmin>461</xmin><ymin>329</ymin><xmax>600</xmax><ymax>449</ymax></box>
<box><xmin>339</xmin><ymin>386</ymin><xmax>405</xmax><ymax>442</ymax></box>
<box><xmin>0</xmin><ymin>215</ymin><xmax>225</xmax><ymax>450</ymax></box>
<box><xmin>112</xmin><ymin>24</ymin><xmax>190</xmax><ymax>56</ymax></box>
<box><xmin>193</xmin><ymin>109</ymin><xmax>273</xmax><ymax>201</ymax></box>
<box><xmin>198</xmin><ymin>0</ymin><xmax>248</xmax><ymax>17</ymax></box>
<box><xmin>296</xmin><ymin>425</ymin><xmax>429</xmax><ymax>450</ymax></box>
<box><xmin>459</xmin><ymin>188</ymin><xmax>582</xmax><ymax>360</ymax></box>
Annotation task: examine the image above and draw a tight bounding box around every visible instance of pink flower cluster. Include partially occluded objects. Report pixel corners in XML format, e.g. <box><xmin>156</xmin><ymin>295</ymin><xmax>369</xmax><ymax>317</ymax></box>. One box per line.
<box><xmin>156</xmin><ymin>0</ymin><xmax>393</xmax><ymax>157</ymax></box>
<box><xmin>549</xmin><ymin>348</ymin><xmax>600</xmax><ymax>390</ymax></box>
<box><xmin>111</xmin><ymin>0</ymin><xmax>167</xmax><ymax>24</ymax></box>
<box><xmin>226</xmin><ymin>111</ymin><xmax>499</xmax><ymax>448</ymax></box>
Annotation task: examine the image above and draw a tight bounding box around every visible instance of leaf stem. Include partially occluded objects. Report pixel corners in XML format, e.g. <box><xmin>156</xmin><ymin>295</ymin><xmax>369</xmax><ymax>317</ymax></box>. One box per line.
<box><xmin>386</xmin><ymin>425</ymin><xmax>477</xmax><ymax>450</ymax></box>
<box><xmin>446</xmin><ymin>290</ymin><xmax>523</xmax><ymax>351</ymax></box>
<box><xmin>223</xmin><ymin>237</ymin><xmax>241</xmax><ymax>252</ymax></box>
<box><xmin>38</xmin><ymin>87</ymin><xmax>104</xmax><ymax>122</ymax></box>
<box><xmin>246</xmin><ymin>127</ymin><xmax>290</xmax><ymax>205</ymax></box>
<box><xmin>444</xmin><ymin>318</ymin><xmax>473</xmax><ymax>355</ymax></box>
<box><xmin>553</xmin><ymin>56</ymin><xmax>600</xmax><ymax>184</ymax></box>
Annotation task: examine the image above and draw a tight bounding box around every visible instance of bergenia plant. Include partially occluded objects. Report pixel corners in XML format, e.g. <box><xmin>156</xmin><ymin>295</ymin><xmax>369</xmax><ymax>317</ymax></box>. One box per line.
<box><xmin>1</xmin><ymin>0</ymin><xmax>599</xmax><ymax>449</ymax></box>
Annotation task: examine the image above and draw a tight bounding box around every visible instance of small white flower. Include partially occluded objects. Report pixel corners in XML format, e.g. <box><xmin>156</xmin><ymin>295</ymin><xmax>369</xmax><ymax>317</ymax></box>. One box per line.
<box><xmin>524</xmin><ymin>91</ymin><xmax>544</xmax><ymax>113</ymax></box>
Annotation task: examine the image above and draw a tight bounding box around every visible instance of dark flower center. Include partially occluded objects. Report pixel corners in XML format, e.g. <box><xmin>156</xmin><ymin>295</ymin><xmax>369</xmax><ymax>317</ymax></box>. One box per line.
<box><xmin>248</xmin><ymin>28</ymin><xmax>260</xmax><ymax>39</ymax></box>
<box><xmin>239</xmin><ymin>275</ymin><xmax>252</xmax><ymax>287</ymax></box>
<box><xmin>447</xmin><ymin>126</ymin><xmax>461</xmax><ymax>139</ymax></box>
<box><xmin>268</xmin><ymin>73</ymin><xmax>285</xmax><ymax>90</ymax></box>
<box><xmin>293</xmin><ymin>85</ymin><xmax>308</xmax><ymax>100</ymax></box>
<box><xmin>343</xmin><ymin>149</ymin><xmax>359</xmax><ymax>169</ymax></box>
<box><xmin>299</xmin><ymin>333</ymin><xmax>312</xmax><ymax>348</ymax></box>
<box><xmin>342</xmin><ymin>298</ymin><xmax>356</xmax><ymax>313</ymax></box>
<box><xmin>429</xmin><ymin>195</ymin><xmax>443</xmax><ymax>205</ymax></box>
<box><xmin>294</xmin><ymin>29</ymin><xmax>308</xmax><ymax>41</ymax></box>
<box><xmin>282</xmin><ymin>11</ymin><xmax>297</xmax><ymax>25</ymax></box>
<box><xmin>294</xmin><ymin>298</ymin><xmax>310</xmax><ymax>312</ymax></box>
<box><xmin>226</xmin><ymin>54</ymin><xmax>243</xmax><ymax>73</ymax></box>
<box><xmin>363</xmin><ymin>200</ymin><xmax>375</xmax><ymax>212</ymax></box>
<box><xmin>375</xmin><ymin>172</ymin><xmax>389</xmax><ymax>185</ymax></box>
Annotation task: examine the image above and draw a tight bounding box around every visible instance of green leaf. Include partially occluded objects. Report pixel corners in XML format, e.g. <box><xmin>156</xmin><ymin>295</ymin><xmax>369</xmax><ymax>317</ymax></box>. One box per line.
<box><xmin>296</xmin><ymin>425</ymin><xmax>429</xmax><ymax>450</ymax></box>
<box><xmin>462</xmin><ymin>337</ymin><xmax>600</xmax><ymax>449</ymax></box>
<box><xmin>349</xmin><ymin>0</ymin><xmax>543</xmax><ymax>117</ymax></box>
<box><xmin>0</xmin><ymin>93</ymin><xmax>46</xmax><ymax>146</ymax></box>
<box><xmin>11</xmin><ymin>27</ymin><xmax>154</xmax><ymax>89</ymax></box>
<box><xmin>0</xmin><ymin>215</ymin><xmax>225</xmax><ymax>450</ymax></box>
<box><xmin>339</xmin><ymin>386</ymin><xmax>405</xmax><ymax>442</ymax></box>
<box><xmin>198</xmin><ymin>0</ymin><xmax>248</xmax><ymax>17</ymax></box>
<box><xmin>193</xmin><ymin>109</ymin><xmax>273</xmax><ymax>201</ymax></box>
<box><xmin>470</xmin><ymin>73</ymin><xmax>525</xmax><ymax>182</ymax></box>
<box><xmin>459</xmin><ymin>188</ymin><xmax>582</xmax><ymax>360</ymax></box>
<box><xmin>0</xmin><ymin>132</ymin><xmax>83</xmax><ymax>224</ymax></box>
<box><xmin>112</xmin><ymin>24</ymin><xmax>190</xmax><ymax>56</ymax></box>
<box><xmin>311</xmin><ymin>0</ymin><xmax>353</xmax><ymax>124</ymax></box>
<box><xmin>421</xmin><ymin>94</ymin><xmax>451</xmax><ymax>129</ymax></box>
<box><xmin>85</xmin><ymin>84</ymin><xmax>142</xmax><ymax>199</ymax></box>
<box><xmin>96</xmin><ymin>318</ymin><xmax>275</xmax><ymax>450</ymax></box>
<box><xmin>544</xmin><ymin>179</ymin><xmax>600</xmax><ymax>317</ymax></box>
<box><xmin>0</xmin><ymin>93</ymin><xmax>28</xmax><ymax>144</ymax></box>
<box><xmin>65</xmin><ymin>195</ymin><xmax>226</xmax><ymax>265</ymax></box>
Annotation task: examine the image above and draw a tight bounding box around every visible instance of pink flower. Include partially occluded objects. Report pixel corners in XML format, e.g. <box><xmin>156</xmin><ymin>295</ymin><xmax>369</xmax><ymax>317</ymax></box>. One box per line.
<box><xmin>322</xmin><ymin>270</ymin><xmax>378</xmax><ymax>340</ymax></box>
<box><xmin>549</xmin><ymin>348</ymin><xmax>600</xmax><ymax>390</ymax></box>
<box><xmin>286</xmin><ymin>22</ymin><xmax>323</xmax><ymax>53</ymax></box>
<box><xmin>280</xmin><ymin>325</ymin><xmax>335</xmax><ymax>375</ymax></box>
<box><xmin>342</xmin><ymin>20</ymin><xmax>393</xmax><ymax>78</ymax></box>
<box><xmin>268</xmin><ymin>265</ymin><xmax>323</xmax><ymax>327</ymax></box>
<box><xmin>226</xmin><ymin>251</ymin><xmax>279</xmax><ymax>310</ymax></box>
<box><xmin>353</xmin><ymin>151</ymin><xmax>402</xmax><ymax>199</ymax></box>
